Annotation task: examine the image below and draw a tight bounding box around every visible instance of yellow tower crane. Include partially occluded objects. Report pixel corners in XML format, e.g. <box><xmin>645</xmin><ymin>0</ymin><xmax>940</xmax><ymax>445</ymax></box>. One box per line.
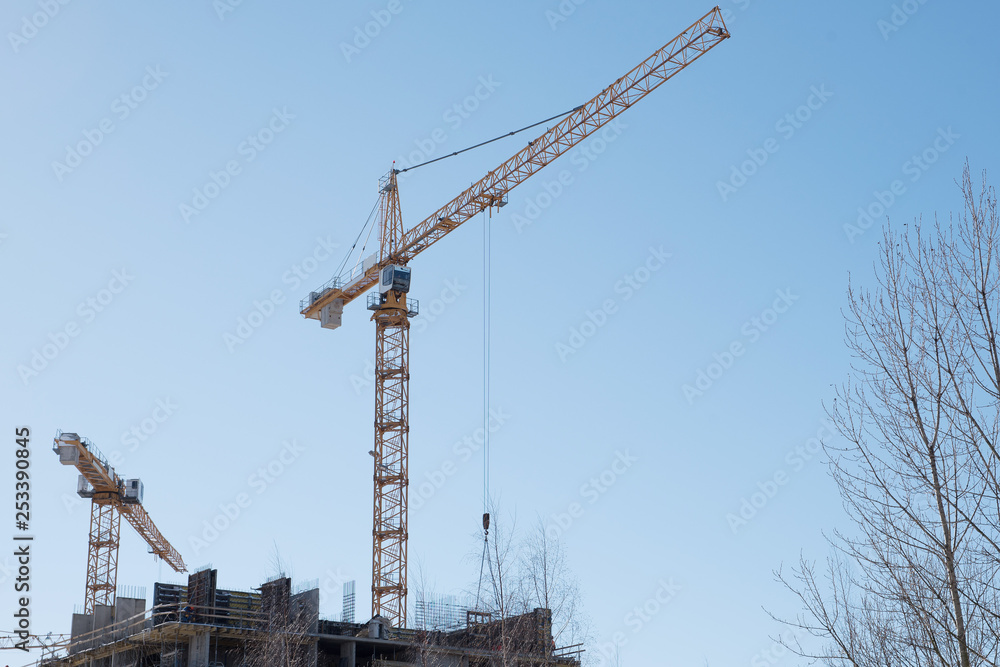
<box><xmin>301</xmin><ymin>6</ymin><xmax>730</xmax><ymax>628</ymax></box>
<box><xmin>53</xmin><ymin>431</ymin><xmax>186</xmax><ymax>614</ymax></box>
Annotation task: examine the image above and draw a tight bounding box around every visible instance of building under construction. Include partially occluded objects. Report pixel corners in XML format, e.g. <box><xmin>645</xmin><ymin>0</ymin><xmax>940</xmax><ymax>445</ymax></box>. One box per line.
<box><xmin>34</xmin><ymin>10</ymin><xmax>732</xmax><ymax>666</ymax></box>
<box><xmin>39</xmin><ymin>568</ymin><xmax>581</xmax><ymax>667</ymax></box>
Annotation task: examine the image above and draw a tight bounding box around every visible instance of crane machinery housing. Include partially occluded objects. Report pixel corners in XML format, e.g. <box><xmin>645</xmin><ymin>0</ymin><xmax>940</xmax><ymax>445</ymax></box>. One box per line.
<box><xmin>301</xmin><ymin>6</ymin><xmax>730</xmax><ymax>629</ymax></box>
<box><xmin>53</xmin><ymin>431</ymin><xmax>187</xmax><ymax>615</ymax></box>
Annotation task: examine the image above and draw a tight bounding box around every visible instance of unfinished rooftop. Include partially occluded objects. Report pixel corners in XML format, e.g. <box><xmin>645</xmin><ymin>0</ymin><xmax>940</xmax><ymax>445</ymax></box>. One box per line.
<box><xmin>41</xmin><ymin>568</ymin><xmax>582</xmax><ymax>667</ymax></box>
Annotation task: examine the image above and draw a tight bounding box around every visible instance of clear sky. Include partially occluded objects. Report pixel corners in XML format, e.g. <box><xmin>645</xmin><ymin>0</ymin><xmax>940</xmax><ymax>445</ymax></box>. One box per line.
<box><xmin>1</xmin><ymin>0</ymin><xmax>998</xmax><ymax>664</ymax></box>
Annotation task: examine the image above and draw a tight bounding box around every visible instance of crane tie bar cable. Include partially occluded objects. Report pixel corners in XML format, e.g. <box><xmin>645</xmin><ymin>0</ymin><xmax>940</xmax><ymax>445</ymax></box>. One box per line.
<box><xmin>398</xmin><ymin>104</ymin><xmax>585</xmax><ymax>174</ymax></box>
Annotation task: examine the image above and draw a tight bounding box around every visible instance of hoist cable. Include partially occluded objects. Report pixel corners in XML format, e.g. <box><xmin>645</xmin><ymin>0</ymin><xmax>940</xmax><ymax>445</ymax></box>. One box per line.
<box><xmin>398</xmin><ymin>105</ymin><xmax>584</xmax><ymax>174</ymax></box>
<box><xmin>334</xmin><ymin>196</ymin><xmax>381</xmax><ymax>281</ymax></box>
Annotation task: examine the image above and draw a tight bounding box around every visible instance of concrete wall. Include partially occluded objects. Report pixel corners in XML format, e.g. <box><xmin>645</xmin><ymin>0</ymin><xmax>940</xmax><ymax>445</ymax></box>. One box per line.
<box><xmin>114</xmin><ymin>596</ymin><xmax>146</xmax><ymax>640</ymax></box>
<box><xmin>69</xmin><ymin>598</ymin><xmax>147</xmax><ymax>655</ymax></box>
<box><xmin>69</xmin><ymin>613</ymin><xmax>91</xmax><ymax>654</ymax></box>
<box><xmin>94</xmin><ymin>603</ymin><xmax>115</xmax><ymax>632</ymax></box>
<box><xmin>291</xmin><ymin>588</ymin><xmax>320</xmax><ymax>633</ymax></box>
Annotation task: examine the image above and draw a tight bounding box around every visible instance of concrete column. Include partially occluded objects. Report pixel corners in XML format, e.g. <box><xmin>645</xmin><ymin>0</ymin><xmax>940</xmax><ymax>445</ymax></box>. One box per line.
<box><xmin>340</xmin><ymin>640</ymin><xmax>356</xmax><ymax>667</ymax></box>
<box><xmin>188</xmin><ymin>630</ymin><xmax>210</xmax><ymax>667</ymax></box>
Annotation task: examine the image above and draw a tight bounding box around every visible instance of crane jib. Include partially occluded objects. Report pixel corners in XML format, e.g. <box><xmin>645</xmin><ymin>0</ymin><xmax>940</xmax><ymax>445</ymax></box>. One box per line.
<box><xmin>301</xmin><ymin>8</ymin><xmax>727</xmax><ymax>322</ymax></box>
<box><xmin>53</xmin><ymin>433</ymin><xmax>186</xmax><ymax>574</ymax></box>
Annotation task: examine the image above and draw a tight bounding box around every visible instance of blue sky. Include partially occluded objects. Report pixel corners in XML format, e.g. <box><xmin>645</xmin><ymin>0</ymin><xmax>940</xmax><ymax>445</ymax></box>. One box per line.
<box><xmin>1</xmin><ymin>0</ymin><xmax>998</xmax><ymax>664</ymax></box>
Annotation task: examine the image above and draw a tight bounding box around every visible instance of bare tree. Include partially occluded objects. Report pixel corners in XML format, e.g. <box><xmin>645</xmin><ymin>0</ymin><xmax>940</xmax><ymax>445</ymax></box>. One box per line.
<box><xmin>453</xmin><ymin>503</ymin><xmax>589</xmax><ymax>666</ymax></box>
<box><xmin>776</xmin><ymin>163</ymin><xmax>1000</xmax><ymax>667</ymax></box>
<box><xmin>238</xmin><ymin>552</ymin><xmax>317</xmax><ymax>667</ymax></box>
<box><xmin>520</xmin><ymin>517</ymin><xmax>590</xmax><ymax>650</ymax></box>
<box><xmin>481</xmin><ymin>504</ymin><xmax>522</xmax><ymax>665</ymax></box>
<box><xmin>238</xmin><ymin>587</ymin><xmax>317</xmax><ymax>667</ymax></box>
